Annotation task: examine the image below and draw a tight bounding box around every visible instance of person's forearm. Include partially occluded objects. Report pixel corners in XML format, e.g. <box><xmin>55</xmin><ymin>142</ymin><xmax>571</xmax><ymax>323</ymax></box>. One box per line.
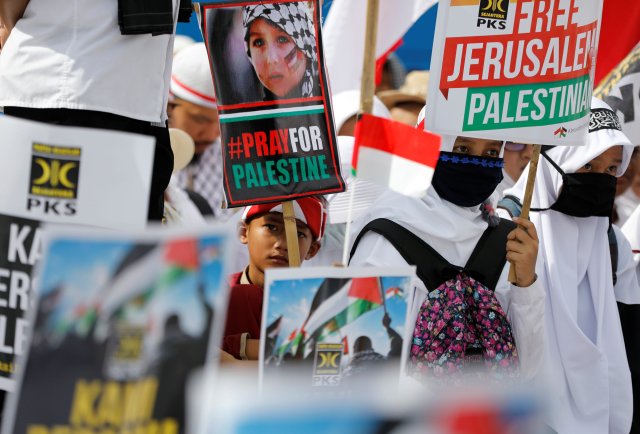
<box><xmin>0</xmin><ymin>0</ymin><xmax>29</xmax><ymax>29</ymax></box>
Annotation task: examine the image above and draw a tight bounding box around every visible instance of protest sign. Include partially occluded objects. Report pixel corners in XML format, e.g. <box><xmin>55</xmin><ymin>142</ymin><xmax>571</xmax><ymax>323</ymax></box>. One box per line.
<box><xmin>260</xmin><ymin>266</ymin><xmax>414</xmax><ymax>389</ymax></box>
<box><xmin>595</xmin><ymin>43</ymin><xmax>640</xmax><ymax>145</ymax></box>
<box><xmin>0</xmin><ymin>116</ymin><xmax>154</xmax><ymax>228</ymax></box>
<box><xmin>0</xmin><ymin>214</ymin><xmax>39</xmax><ymax>392</ymax></box>
<box><xmin>196</xmin><ymin>0</ymin><xmax>345</xmax><ymax>207</ymax></box>
<box><xmin>0</xmin><ymin>117</ymin><xmax>155</xmax><ymax>392</ymax></box>
<box><xmin>426</xmin><ymin>0</ymin><xmax>603</xmax><ymax>147</ymax></box>
<box><xmin>3</xmin><ymin>225</ymin><xmax>232</xmax><ymax>434</ymax></box>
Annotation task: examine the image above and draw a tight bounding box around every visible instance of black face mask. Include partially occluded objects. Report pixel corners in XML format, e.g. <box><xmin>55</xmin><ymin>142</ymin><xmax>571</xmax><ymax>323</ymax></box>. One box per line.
<box><xmin>431</xmin><ymin>151</ymin><xmax>504</xmax><ymax>207</ymax></box>
<box><xmin>532</xmin><ymin>152</ymin><xmax>617</xmax><ymax>218</ymax></box>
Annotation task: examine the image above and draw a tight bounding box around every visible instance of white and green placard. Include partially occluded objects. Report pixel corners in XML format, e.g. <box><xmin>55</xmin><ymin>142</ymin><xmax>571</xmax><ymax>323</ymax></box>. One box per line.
<box><xmin>426</xmin><ymin>0</ymin><xmax>603</xmax><ymax>146</ymax></box>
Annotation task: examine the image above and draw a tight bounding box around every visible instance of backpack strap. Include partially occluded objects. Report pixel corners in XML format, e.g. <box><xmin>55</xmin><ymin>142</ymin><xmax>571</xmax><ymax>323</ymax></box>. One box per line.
<box><xmin>497</xmin><ymin>195</ymin><xmax>523</xmax><ymax>218</ymax></box>
<box><xmin>464</xmin><ymin>218</ymin><xmax>517</xmax><ymax>291</ymax></box>
<box><xmin>349</xmin><ymin>218</ymin><xmax>459</xmax><ymax>291</ymax></box>
<box><xmin>608</xmin><ymin>226</ymin><xmax>618</xmax><ymax>286</ymax></box>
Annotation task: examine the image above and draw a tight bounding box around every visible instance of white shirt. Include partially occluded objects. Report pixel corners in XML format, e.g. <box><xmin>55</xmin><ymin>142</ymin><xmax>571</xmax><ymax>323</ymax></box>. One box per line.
<box><xmin>0</xmin><ymin>0</ymin><xmax>177</xmax><ymax>123</ymax></box>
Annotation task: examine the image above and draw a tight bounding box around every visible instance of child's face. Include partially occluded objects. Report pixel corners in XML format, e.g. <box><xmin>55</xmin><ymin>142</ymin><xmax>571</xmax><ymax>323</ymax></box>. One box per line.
<box><xmin>452</xmin><ymin>136</ymin><xmax>503</xmax><ymax>158</ymax></box>
<box><xmin>576</xmin><ymin>145</ymin><xmax>623</xmax><ymax>176</ymax></box>
<box><xmin>240</xmin><ymin>212</ymin><xmax>320</xmax><ymax>286</ymax></box>
<box><xmin>248</xmin><ymin>18</ymin><xmax>307</xmax><ymax>97</ymax></box>
<box><xmin>503</xmin><ymin>142</ymin><xmax>534</xmax><ymax>182</ymax></box>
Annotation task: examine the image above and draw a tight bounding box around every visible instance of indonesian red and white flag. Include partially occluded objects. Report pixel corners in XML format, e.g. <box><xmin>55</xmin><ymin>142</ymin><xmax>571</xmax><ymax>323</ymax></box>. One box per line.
<box><xmin>595</xmin><ymin>0</ymin><xmax>640</xmax><ymax>84</ymax></box>
<box><xmin>323</xmin><ymin>0</ymin><xmax>436</xmax><ymax>94</ymax></box>
<box><xmin>352</xmin><ymin>114</ymin><xmax>441</xmax><ymax>198</ymax></box>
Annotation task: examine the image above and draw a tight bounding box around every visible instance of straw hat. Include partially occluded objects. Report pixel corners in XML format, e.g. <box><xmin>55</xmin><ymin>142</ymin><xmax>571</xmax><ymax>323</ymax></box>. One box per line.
<box><xmin>377</xmin><ymin>70</ymin><xmax>430</xmax><ymax>109</ymax></box>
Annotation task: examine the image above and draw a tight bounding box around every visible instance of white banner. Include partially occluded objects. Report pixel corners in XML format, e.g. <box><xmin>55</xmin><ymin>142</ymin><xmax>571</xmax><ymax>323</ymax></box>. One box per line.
<box><xmin>0</xmin><ymin>116</ymin><xmax>154</xmax><ymax>230</ymax></box>
<box><xmin>426</xmin><ymin>0</ymin><xmax>603</xmax><ymax>147</ymax></box>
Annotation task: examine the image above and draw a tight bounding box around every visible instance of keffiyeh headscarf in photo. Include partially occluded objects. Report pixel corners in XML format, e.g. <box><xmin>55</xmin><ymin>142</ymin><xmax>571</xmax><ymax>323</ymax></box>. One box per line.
<box><xmin>243</xmin><ymin>3</ymin><xmax>318</xmax><ymax>98</ymax></box>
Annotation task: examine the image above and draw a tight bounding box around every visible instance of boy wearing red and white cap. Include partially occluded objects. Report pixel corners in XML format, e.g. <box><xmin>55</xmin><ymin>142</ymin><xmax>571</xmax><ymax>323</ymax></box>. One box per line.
<box><xmin>222</xmin><ymin>196</ymin><xmax>326</xmax><ymax>361</ymax></box>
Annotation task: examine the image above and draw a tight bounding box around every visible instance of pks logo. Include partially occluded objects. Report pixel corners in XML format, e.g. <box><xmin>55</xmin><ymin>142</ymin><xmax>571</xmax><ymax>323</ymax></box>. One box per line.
<box><xmin>104</xmin><ymin>325</ymin><xmax>147</xmax><ymax>380</ymax></box>
<box><xmin>312</xmin><ymin>343</ymin><xmax>343</xmax><ymax>387</ymax></box>
<box><xmin>554</xmin><ymin>127</ymin><xmax>568</xmax><ymax>138</ymax></box>
<box><xmin>27</xmin><ymin>143</ymin><xmax>81</xmax><ymax>216</ymax></box>
<box><xmin>477</xmin><ymin>0</ymin><xmax>509</xmax><ymax>29</ymax></box>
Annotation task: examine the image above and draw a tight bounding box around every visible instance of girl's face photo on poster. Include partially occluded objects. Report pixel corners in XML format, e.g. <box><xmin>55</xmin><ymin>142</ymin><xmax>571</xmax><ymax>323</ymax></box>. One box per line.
<box><xmin>204</xmin><ymin>1</ymin><xmax>321</xmax><ymax>105</ymax></box>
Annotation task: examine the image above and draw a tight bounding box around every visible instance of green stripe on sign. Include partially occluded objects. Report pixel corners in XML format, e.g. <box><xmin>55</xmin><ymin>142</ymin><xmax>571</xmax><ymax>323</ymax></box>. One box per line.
<box><xmin>316</xmin><ymin>299</ymin><xmax>380</xmax><ymax>342</ymax></box>
<box><xmin>219</xmin><ymin>108</ymin><xmax>325</xmax><ymax>124</ymax></box>
<box><xmin>463</xmin><ymin>75</ymin><xmax>591</xmax><ymax>131</ymax></box>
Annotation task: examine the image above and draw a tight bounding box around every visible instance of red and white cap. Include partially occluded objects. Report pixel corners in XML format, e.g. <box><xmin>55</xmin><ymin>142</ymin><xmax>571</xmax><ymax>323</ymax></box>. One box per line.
<box><xmin>170</xmin><ymin>43</ymin><xmax>218</xmax><ymax>109</ymax></box>
<box><xmin>241</xmin><ymin>197</ymin><xmax>327</xmax><ymax>241</ymax></box>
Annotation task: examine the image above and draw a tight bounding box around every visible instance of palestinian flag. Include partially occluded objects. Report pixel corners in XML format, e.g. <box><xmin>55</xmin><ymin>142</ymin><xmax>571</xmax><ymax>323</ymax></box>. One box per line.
<box><xmin>385</xmin><ymin>286</ymin><xmax>404</xmax><ymax>300</ymax></box>
<box><xmin>303</xmin><ymin>277</ymin><xmax>384</xmax><ymax>343</ymax></box>
<box><xmin>95</xmin><ymin>239</ymin><xmax>200</xmax><ymax>325</ymax></box>
<box><xmin>352</xmin><ymin>114</ymin><xmax>441</xmax><ymax>198</ymax></box>
<box><xmin>265</xmin><ymin>316</ymin><xmax>283</xmax><ymax>356</ymax></box>
<box><xmin>276</xmin><ymin>328</ymin><xmax>305</xmax><ymax>358</ymax></box>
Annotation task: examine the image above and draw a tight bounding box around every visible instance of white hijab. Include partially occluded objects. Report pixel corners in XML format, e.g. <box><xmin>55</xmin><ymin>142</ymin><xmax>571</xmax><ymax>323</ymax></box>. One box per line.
<box><xmin>504</xmin><ymin>98</ymin><xmax>634</xmax><ymax>434</ymax></box>
<box><xmin>494</xmin><ymin>170</ymin><xmax>516</xmax><ymax>200</ymax></box>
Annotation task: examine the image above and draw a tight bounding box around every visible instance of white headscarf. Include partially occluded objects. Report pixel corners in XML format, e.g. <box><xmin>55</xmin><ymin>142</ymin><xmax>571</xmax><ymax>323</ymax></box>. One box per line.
<box><xmin>504</xmin><ymin>98</ymin><xmax>634</xmax><ymax>434</ymax></box>
<box><xmin>243</xmin><ymin>3</ymin><xmax>318</xmax><ymax>98</ymax></box>
<box><xmin>494</xmin><ymin>171</ymin><xmax>516</xmax><ymax>200</ymax></box>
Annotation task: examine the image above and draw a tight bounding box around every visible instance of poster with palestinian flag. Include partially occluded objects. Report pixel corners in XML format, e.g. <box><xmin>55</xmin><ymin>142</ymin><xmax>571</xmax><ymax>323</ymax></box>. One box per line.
<box><xmin>260</xmin><ymin>266</ymin><xmax>415</xmax><ymax>388</ymax></box>
<box><xmin>426</xmin><ymin>0</ymin><xmax>603</xmax><ymax>147</ymax></box>
<box><xmin>3</xmin><ymin>225</ymin><xmax>232</xmax><ymax>434</ymax></box>
<box><xmin>195</xmin><ymin>0</ymin><xmax>345</xmax><ymax>207</ymax></box>
<box><xmin>0</xmin><ymin>116</ymin><xmax>155</xmax><ymax>393</ymax></box>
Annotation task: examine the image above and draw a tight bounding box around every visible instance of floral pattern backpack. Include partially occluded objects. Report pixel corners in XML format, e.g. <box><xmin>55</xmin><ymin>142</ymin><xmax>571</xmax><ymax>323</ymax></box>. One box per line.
<box><xmin>350</xmin><ymin>218</ymin><xmax>519</xmax><ymax>382</ymax></box>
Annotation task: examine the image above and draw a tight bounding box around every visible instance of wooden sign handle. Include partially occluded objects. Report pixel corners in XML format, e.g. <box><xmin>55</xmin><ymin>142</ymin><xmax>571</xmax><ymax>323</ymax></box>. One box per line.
<box><xmin>341</xmin><ymin>0</ymin><xmax>380</xmax><ymax>267</ymax></box>
<box><xmin>359</xmin><ymin>0</ymin><xmax>380</xmax><ymax>115</ymax></box>
<box><xmin>508</xmin><ymin>144</ymin><xmax>542</xmax><ymax>284</ymax></box>
<box><xmin>282</xmin><ymin>201</ymin><xmax>301</xmax><ymax>267</ymax></box>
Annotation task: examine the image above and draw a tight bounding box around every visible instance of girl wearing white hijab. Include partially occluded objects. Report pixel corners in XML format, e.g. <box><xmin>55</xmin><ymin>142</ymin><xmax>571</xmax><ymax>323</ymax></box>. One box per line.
<box><xmin>349</xmin><ymin>123</ymin><xmax>545</xmax><ymax>381</ymax></box>
<box><xmin>504</xmin><ymin>98</ymin><xmax>638</xmax><ymax>434</ymax></box>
